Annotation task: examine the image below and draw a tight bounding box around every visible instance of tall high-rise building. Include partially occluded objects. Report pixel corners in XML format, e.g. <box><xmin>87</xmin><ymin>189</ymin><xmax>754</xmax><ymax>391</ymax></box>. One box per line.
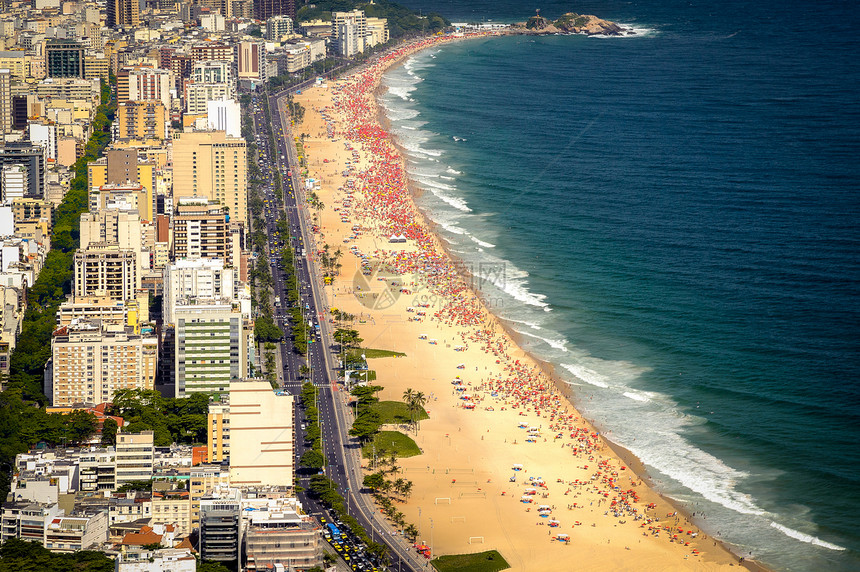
<box><xmin>197</xmin><ymin>0</ymin><xmax>233</xmax><ymax>17</ymax></box>
<box><xmin>237</xmin><ymin>42</ymin><xmax>264</xmax><ymax>82</ymax></box>
<box><xmin>184</xmin><ymin>83</ymin><xmax>232</xmax><ymax>115</ymax></box>
<box><xmin>1</xmin><ymin>165</ymin><xmax>26</xmax><ymax>204</ymax></box>
<box><xmin>115</xmin><ymin>431</ymin><xmax>154</xmax><ymax>487</ymax></box>
<box><xmin>0</xmin><ymin>69</ymin><xmax>11</xmax><ymax>136</ymax></box>
<box><xmin>106</xmin><ymin>0</ymin><xmax>140</xmax><ymax>29</ymax></box>
<box><xmin>45</xmin><ymin>40</ymin><xmax>84</xmax><ymax>78</ymax></box>
<box><xmin>190</xmin><ymin>60</ymin><xmax>233</xmax><ymax>85</ymax></box>
<box><xmin>227</xmin><ymin>381</ymin><xmax>294</xmax><ymax>487</ymax></box>
<box><xmin>117</xmin><ymin>100</ymin><xmax>168</xmax><ymax>141</ymax></box>
<box><xmin>50</xmin><ymin>320</ymin><xmax>157</xmax><ymax>407</ymax></box>
<box><xmin>332</xmin><ymin>10</ymin><xmax>368</xmax><ymax>57</ymax></box>
<box><xmin>265</xmin><ymin>15</ymin><xmax>293</xmax><ymax>41</ymax></box>
<box><xmin>79</xmin><ymin>210</ymin><xmax>146</xmax><ymax>271</ymax></box>
<box><xmin>0</xmin><ymin>142</ymin><xmax>44</xmax><ymax>197</ymax></box>
<box><xmin>162</xmin><ymin>258</ymin><xmax>236</xmax><ymax>324</ymax></box>
<box><xmin>172</xmin><ymin>303</ymin><xmax>246</xmax><ymax>397</ymax></box>
<box><xmin>170</xmin><ymin>199</ymin><xmax>234</xmax><ymax>262</ymax></box>
<box><xmin>171</xmin><ymin>131</ymin><xmax>248</xmax><ymax>226</ymax></box>
<box><xmin>254</xmin><ymin>0</ymin><xmax>295</xmax><ymax>21</ymax></box>
<box><xmin>332</xmin><ymin>10</ymin><xmax>367</xmax><ymax>42</ymax></box>
<box><xmin>116</xmin><ymin>67</ymin><xmax>172</xmax><ymax>111</ymax></box>
<box><xmin>199</xmin><ymin>488</ymin><xmax>241</xmax><ymax>562</ymax></box>
<box><xmin>190</xmin><ymin>43</ymin><xmax>233</xmax><ymax>65</ymax></box>
<box><xmin>73</xmin><ymin>245</ymin><xmax>139</xmax><ymax>300</ymax></box>
<box><xmin>207</xmin><ymin>399</ymin><xmax>229</xmax><ymax>463</ymax></box>
<box><xmin>206</xmin><ymin>99</ymin><xmax>240</xmax><ymax>138</ymax></box>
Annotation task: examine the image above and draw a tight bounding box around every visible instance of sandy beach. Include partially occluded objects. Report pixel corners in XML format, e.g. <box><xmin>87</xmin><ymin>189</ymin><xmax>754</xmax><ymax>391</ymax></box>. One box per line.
<box><xmin>289</xmin><ymin>34</ymin><xmax>764</xmax><ymax>571</ymax></box>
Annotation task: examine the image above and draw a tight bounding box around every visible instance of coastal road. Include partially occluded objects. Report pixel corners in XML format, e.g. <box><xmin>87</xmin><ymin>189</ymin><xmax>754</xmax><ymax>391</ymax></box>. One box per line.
<box><xmin>267</xmin><ymin>90</ymin><xmax>430</xmax><ymax>572</ymax></box>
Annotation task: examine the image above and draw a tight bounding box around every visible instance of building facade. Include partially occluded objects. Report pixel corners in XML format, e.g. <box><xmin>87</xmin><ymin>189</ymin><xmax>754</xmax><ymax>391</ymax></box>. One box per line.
<box><xmin>115</xmin><ymin>431</ymin><xmax>154</xmax><ymax>487</ymax></box>
<box><xmin>228</xmin><ymin>381</ymin><xmax>294</xmax><ymax>487</ymax></box>
<box><xmin>171</xmin><ymin>131</ymin><xmax>248</xmax><ymax>225</ymax></box>
<box><xmin>266</xmin><ymin>15</ymin><xmax>294</xmax><ymax>41</ymax></box>
<box><xmin>254</xmin><ymin>0</ymin><xmax>296</xmax><ymax>21</ymax></box>
<box><xmin>117</xmin><ymin>100</ymin><xmax>168</xmax><ymax>141</ymax></box>
<box><xmin>172</xmin><ymin>303</ymin><xmax>246</xmax><ymax>397</ymax></box>
<box><xmin>73</xmin><ymin>245</ymin><xmax>139</xmax><ymax>300</ymax></box>
<box><xmin>45</xmin><ymin>40</ymin><xmax>84</xmax><ymax>78</ymax></box>
<box><xmin>0</xmin><ymin>142</ymin><xmax>44</xmax><ymax>197</ymax></box>
<box><xmin>106</xmin><ymin>0</ymin><xmax>140</xmax><ymax>29</ymax></box>
<box><xmin>50</xmin><ymin>321</ymin><xmax>157</xmax><ymax>407</ymax></box>
<box><xmin>199</xmin><ymin>488</ymin><xmax>240</xmax><ymax>562</ymax></box>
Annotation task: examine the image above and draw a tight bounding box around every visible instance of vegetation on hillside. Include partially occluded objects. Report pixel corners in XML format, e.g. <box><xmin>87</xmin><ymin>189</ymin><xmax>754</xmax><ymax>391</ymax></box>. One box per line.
<box><xmin>296</xmin><ymin>0</ymin><xmax>448</xmax><ymax>38</ymax></box>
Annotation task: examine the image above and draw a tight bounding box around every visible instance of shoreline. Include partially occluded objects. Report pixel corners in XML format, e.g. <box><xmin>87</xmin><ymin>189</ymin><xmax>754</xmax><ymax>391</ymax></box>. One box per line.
<box><xmin>291</xmin><ymin>33</ymin><xmax>769</xmax><ymax>571</ymax></box>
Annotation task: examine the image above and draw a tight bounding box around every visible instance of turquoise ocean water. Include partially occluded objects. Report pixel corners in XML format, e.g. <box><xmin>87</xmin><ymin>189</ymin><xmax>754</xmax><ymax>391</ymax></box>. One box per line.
<box><xmin>378</xmin><ymin>1</ymin><xmax>860</xmax><ymax>570</ymax></box>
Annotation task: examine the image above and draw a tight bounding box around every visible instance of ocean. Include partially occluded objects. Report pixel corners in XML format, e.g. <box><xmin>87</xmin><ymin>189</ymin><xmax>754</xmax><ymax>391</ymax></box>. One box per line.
<box><xmin>377</xmin><ymin>1</ymin><xmax>860</xmax><ymax>570</ymax></box>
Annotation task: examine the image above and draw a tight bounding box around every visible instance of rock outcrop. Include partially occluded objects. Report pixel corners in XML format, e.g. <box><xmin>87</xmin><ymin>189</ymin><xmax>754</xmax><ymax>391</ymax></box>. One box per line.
<box><xmin>517</xmin><ymin>12</ymin><xmax>628</xmax><ymax>36</ymax></box>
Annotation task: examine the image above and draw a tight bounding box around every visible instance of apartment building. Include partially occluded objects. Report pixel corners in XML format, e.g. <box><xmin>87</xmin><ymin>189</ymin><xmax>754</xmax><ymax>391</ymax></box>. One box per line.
<box><xmin>243</xmin><ymin>496</ymin><xmax>322</xmax><ymax>571</ymax></box>
<box><xmin>199</xmin><ymin>487</ymin><xmax>241</xmax><ymax>562</ymax></box>
<box><xmin>73</xmin><ymin>244</ymin><xmax>139</xmax><ymax>300</ymax></box>
<box><xmin>162</xmin><ymin>257</ymin><xmax>236</xmax><ymax>324</ymax></box>
<box><xmin>172</xmin><ymin>302</ymin><xmax>246</xmax><ymax>397</ymax></box>
<box><xmin>115</xmin><ymin>431</ymin><xmax>154</xmax><ymax>487</ymax></box>
<box><xmin>189</xmin><ymin>465</ymin><xmax>230</xmax><ymax>526</ymax></box>
<box><xmin>207</xmin><ymin>399</ymin><xmax>229</xmax><ymax>463</ymax></box>
<box><xmin>228</xmin><ymin>381</ymin><xmax>294</xmax><ymax>487</ymax></box>
<box><xmin>171</xmin><ymin>131</ymin><xmax>247</xmax><ymax>226</ymax></box>
<box><xmin>116</xmin><ymin>100</ymin><xmax>168</xmax><ymax>141</ymax></box>
<box><xmin>50</xmin><ymin>320</ymin><xmax>157</xmax><ymax>407</ymax></box>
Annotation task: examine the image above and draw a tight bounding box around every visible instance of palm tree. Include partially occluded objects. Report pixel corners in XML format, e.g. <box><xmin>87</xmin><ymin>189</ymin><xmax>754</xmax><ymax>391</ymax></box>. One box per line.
<box><xmin>401</xmin><ymin>480</ymin><xmax>414</xmax><ymax>499</ymax></box>
<box><xmin>404</xmin><ymin>523</ymin><xmax>418</xmax><ymax>542</ymax></box>
<box><xmin>411</xmin><ymin>391</ymin><xmax>428</xmax><ymax>434</ymax></box>
<box><xmin>393</xmin><ymin>478</ymin><xmax>406</xmax><ymax>499</ymax></box>
<box><xmin>386</xmin><ymin>453</ymin><xmax>399</xmax><ymax>475</ymax></box>
<box><xmin>402</xmin><ymin>388</ymin><xmax>415</xmax><ymax>426</ymax></box>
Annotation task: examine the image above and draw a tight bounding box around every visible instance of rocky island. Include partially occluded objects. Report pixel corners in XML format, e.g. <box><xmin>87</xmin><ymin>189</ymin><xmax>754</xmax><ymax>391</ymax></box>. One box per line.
<box><xmin>517</xmin><ymin>10</ymin><xmax>629</xmax><ymax>36</ymax></box>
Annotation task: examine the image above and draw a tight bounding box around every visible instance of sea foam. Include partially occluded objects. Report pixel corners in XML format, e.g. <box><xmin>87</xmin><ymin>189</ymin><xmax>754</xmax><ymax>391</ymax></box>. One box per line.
<box><xmin>770</xmin><ymin>523</ymin><xmax>847</xmax><ymax>551</ymax></box>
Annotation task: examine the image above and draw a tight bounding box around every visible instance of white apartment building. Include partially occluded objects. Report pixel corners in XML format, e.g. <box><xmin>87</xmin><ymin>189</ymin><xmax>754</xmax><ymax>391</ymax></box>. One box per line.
<box><xmin>162</xmin><ymin>258</ymin><xmax>236</xmax><ymax>324</ymax></box>
<box><xmin>115</xmin><ymin>430</ymin><xmax>154</xmax><ymax>487</ymax></box>
<box><xmin>266</xmin><ymin>15</ymin><xmax>294</xmax><ymax>41</ymax></box>
<box><xmin>185</xmin><ymin>83</ymin><xmax>232</xmax><ymax>115</ymax></box>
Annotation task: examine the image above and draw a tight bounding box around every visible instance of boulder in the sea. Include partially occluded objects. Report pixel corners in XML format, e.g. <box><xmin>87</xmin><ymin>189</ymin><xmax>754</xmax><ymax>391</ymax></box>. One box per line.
<box><xmin>554</xmin><ymin>12</ymin><xmax>624</xmax><ymax>35</ymax></box>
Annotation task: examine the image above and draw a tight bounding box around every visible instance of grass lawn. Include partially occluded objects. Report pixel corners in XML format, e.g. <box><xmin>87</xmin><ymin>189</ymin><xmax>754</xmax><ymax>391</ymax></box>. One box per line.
<box><xmin>362</xmin><ymin>431</ymin><xmax>422</xmax><ymax>459</ymax></box>
<box><xmin>431</xmin><ymin>550</ymin><xmax>510</xmax><ymax>572</ymax></box>
<box><xmin>369</xmin><ymin>400</ymin><xmax>429</xmax><ymax>425</ymax></box>
<box><xmin>350</xmin><ymin>370</ymin><xmax>377</xmax><ymax>383</ymax></box>
<box><xmin>346</xmin><ymin>347</ymin><xmax>406</xmax><ymax>361</ymax></box>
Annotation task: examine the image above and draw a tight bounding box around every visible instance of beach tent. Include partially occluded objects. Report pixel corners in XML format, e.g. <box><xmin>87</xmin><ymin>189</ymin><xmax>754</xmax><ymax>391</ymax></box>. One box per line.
<box><xmin>512</xmin><ymin>464</ymin><xmax>523</xmax><ymax>471</ymax></box>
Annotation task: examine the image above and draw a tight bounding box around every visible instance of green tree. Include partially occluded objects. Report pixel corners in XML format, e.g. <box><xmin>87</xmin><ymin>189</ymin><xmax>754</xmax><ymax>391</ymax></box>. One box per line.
<box><xmin>334</xmin><ymin>328</ymin><xmax>363</xmax><ymax>350</ymax></box>
<box><xmin>300</xmin><ymin>448</ymin><xmax>326</xmax><ymax>469</ymax></box>
<box><xmin>255</xmin><ymin>314</ymin><xmax>284</xmax><ymax>342</ymax></box>
<box><xmin>66</xmin><ymin>409</ymin><xmax>98</xmax><ymax>444</ymax></box>
<box><xmin>362</xmin><ymin>471</ymin><xmax>385</xmax><ymax>491</ymax></box>
<box><xmin>348</xmin><ymin>409</ymin><xmax>381</xmax><ymax>444</ymax></box>
<box><xmin>100</xmin><ymin>417</ymin><xmax>118</xmax><ymax>446</ymax></box>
